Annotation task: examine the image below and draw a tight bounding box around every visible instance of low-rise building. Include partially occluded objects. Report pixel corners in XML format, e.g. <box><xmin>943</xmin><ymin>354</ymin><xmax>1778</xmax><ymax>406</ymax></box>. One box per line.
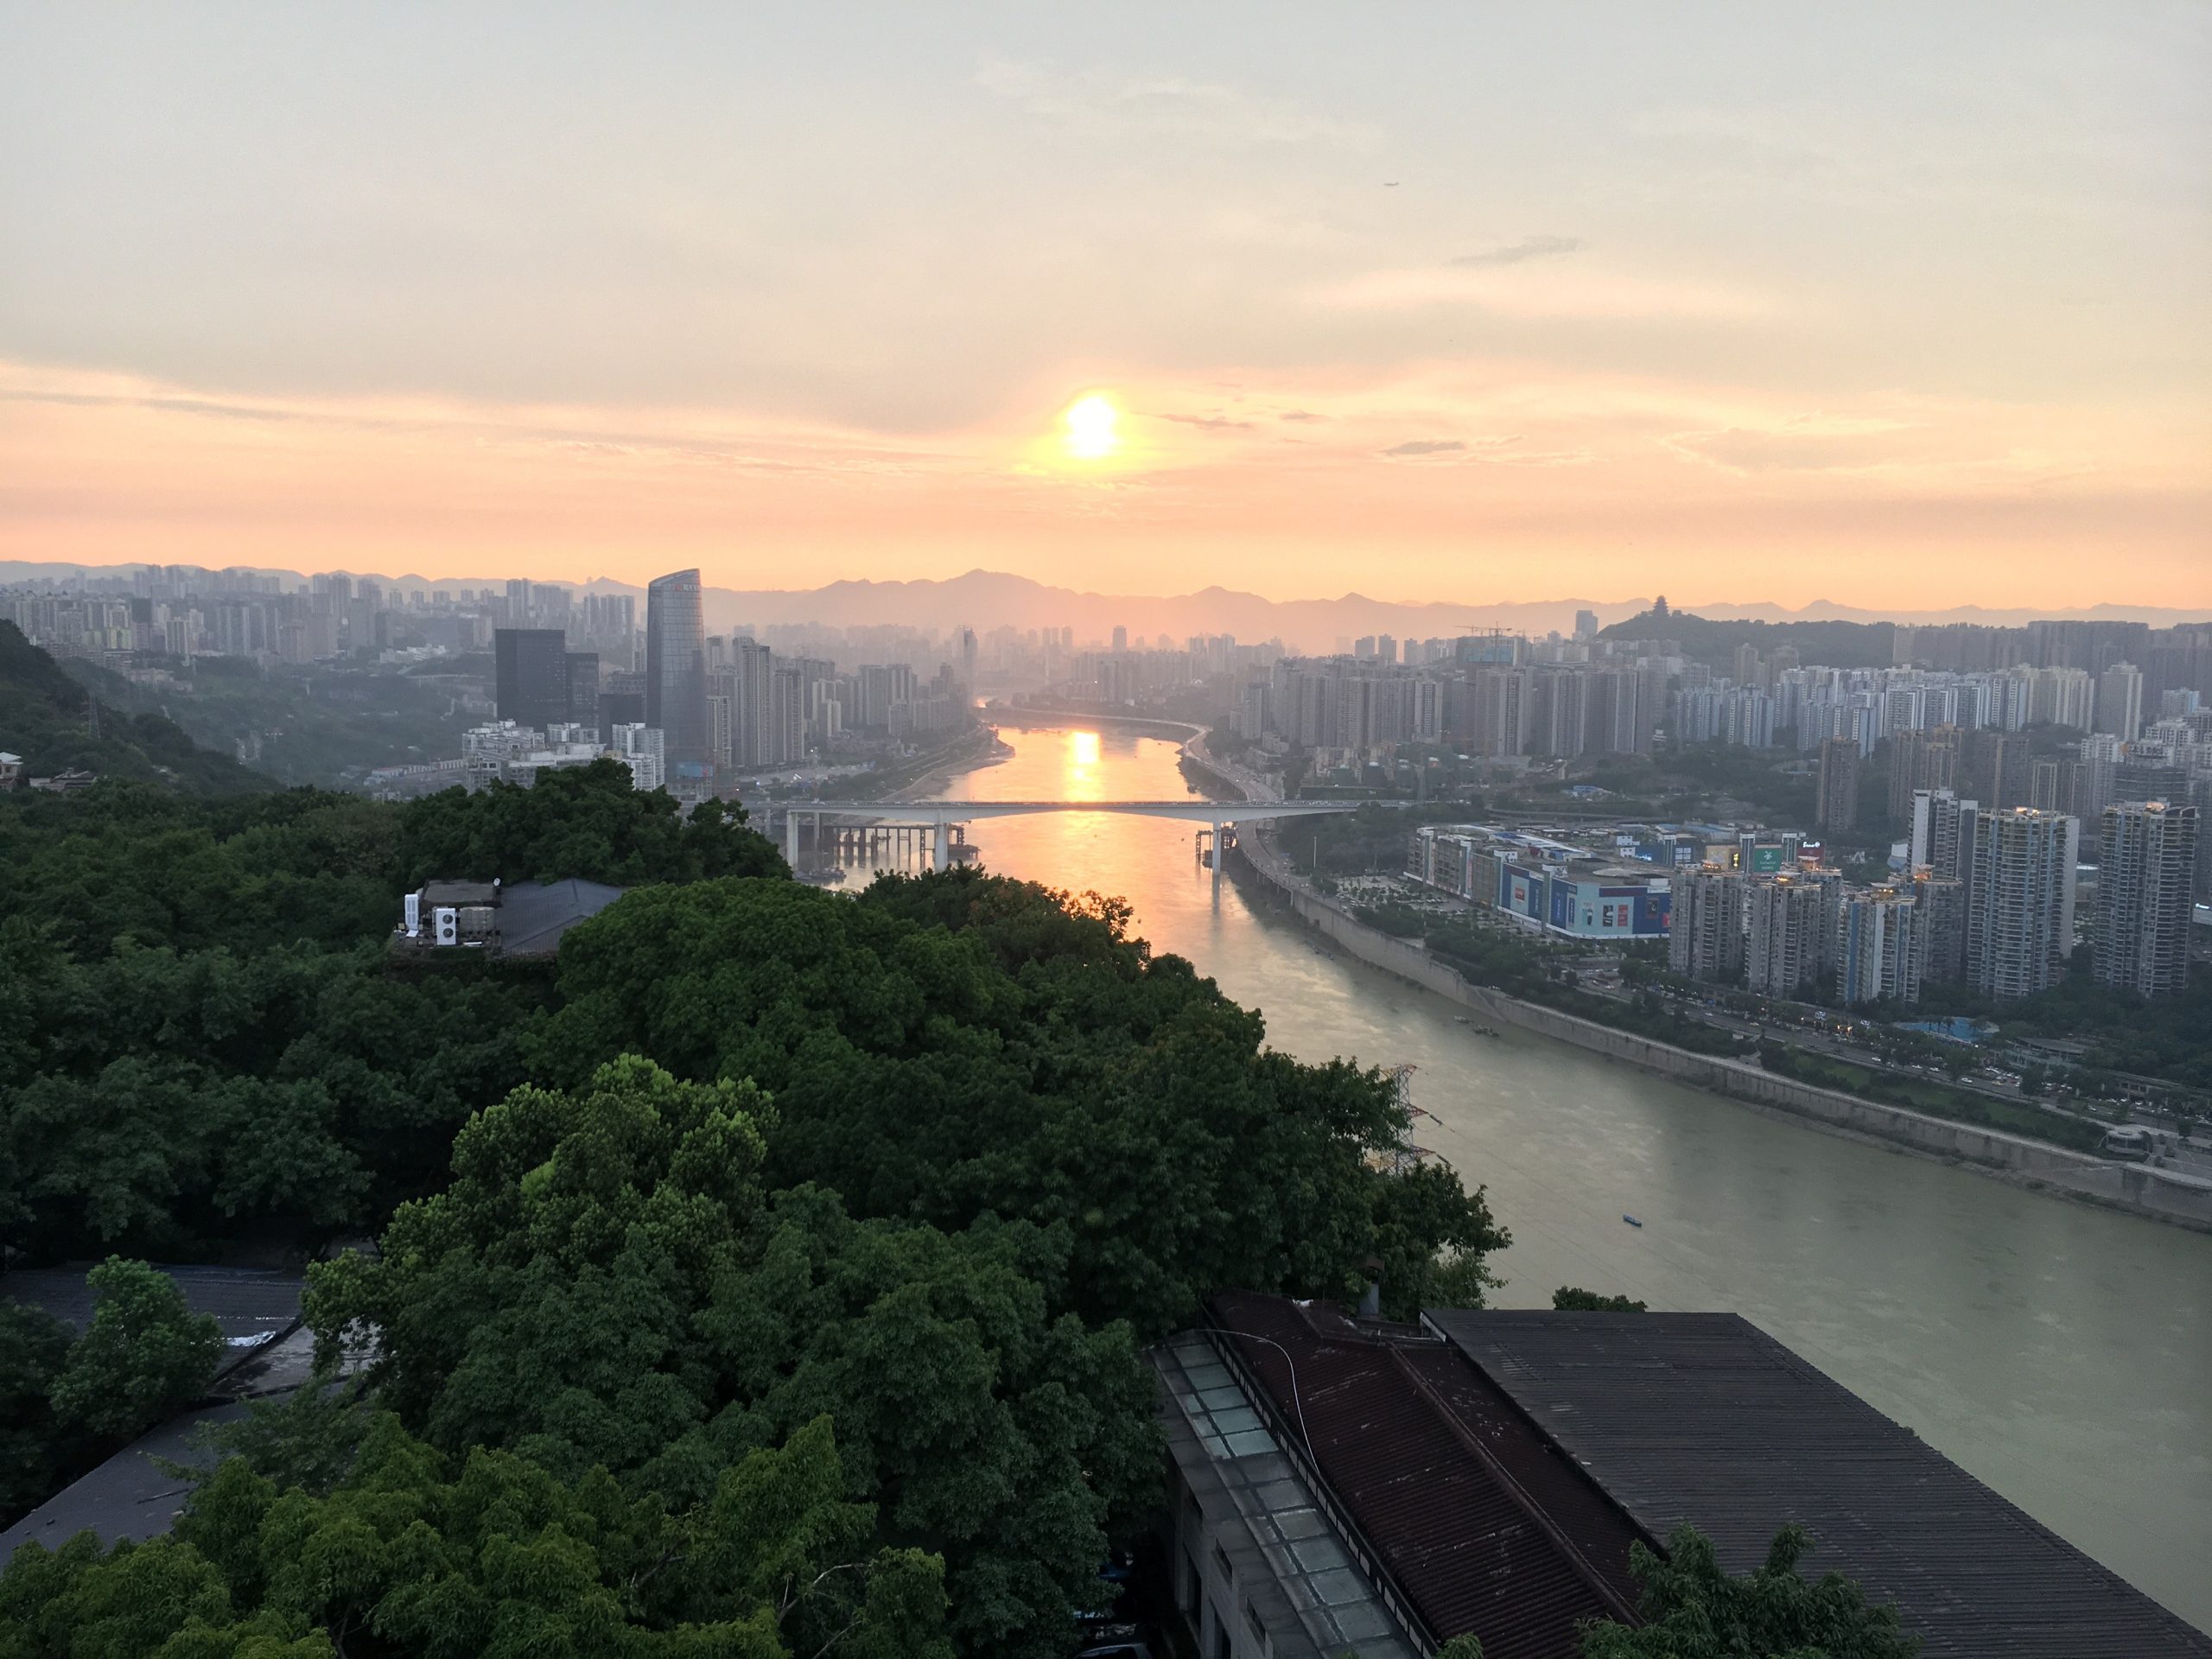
<box><xmin>1157</xmin><ymin>1291</ymin><xmax>2209</xmax><ymax>1659</ymax></box>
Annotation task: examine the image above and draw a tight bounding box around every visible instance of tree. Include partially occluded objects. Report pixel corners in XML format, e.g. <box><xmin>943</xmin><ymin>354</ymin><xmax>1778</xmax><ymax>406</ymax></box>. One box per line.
<box><xmin>0</xmin><ymin>1301</ymin><xmax>75</xmax><ymax>1526</ymax></box>
<box><xmin>49</xmin><ymin>1257</ymin><xmax>223</xmax><ymax>1444</ymax></box>
<box><xmin>393</xmin><ymin>760</ymin><xmax>785</xmax><ymax>888</ymax></box>
<box><xmin>1553</xmin><ymin>1287</ymin><xmax>1647</xmax><ymax>1313</ymax></box>
<box><xmin>0</xmin><ymin>1414</ymin><xmax>953</xmax><ymax>1659</ymax></box>
<box><xmin>1581</xmin><ymin>1523</ymin><xmax>1920</xmax><ymax>1659</ymax></box>
<box><xmin>525</xmin><ymin>869</ymin><xmax>1507</xmax><ymax>1340</ymax></box>
<box><xmin>302</xmin><ymin>1056</ymin><xmax>1156</xmax><ymax>1659</ymax></box>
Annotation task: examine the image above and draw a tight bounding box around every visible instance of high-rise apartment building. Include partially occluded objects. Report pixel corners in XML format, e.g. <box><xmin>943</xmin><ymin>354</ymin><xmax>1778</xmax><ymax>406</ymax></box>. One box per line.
<box><xmin>1746</xmin><ymin>874</ymin><xmax>1825</xmax><ymax>998</ymax></box>
<box><xmin>1669</xmin><ymin>868</ymin><xmax>1745</xmax><ymax>983</ymax></box>
<box><xmin>1815</xmin><ymin>737</ymin><xmax>1860</xmax><ymax>835</ymax></box>
<box><xmin>2094</xmin><ymin>801</ymin><xmax>2197</xmax><ymax>999</ymax></box>
<box><xmin>1838</xmin><ymin>888</ymin><xmax>1920</xmax><ymax>1006</ymax></box>
<box><xmin>1909</xmin><ymin>789</ymin><xmax>1979</xmax><ymax>890</ymax></box>
<box><xmin>1887</xmin><ymin>727</ymin><xmax>1961</xmax><ymax>822</ymax></box>
<box><xmin>493</xmin><ymin>628</ymin><xmax>570</xmax><ymax>732</ymax></box>
<box><xmin>2094</xmin><ymin>661</ymin><xmax>2144</xmax><ymax>743</ymax></box>
<box><xmin>1910</xmin><ymin>873</ymin><xmax>1967</xmax><ymax>985</ymax></box>
<box><xmin>645</xmin><ymin>569</ymin><xmax>709</xmax><ymax>772</ymax></box>
<box><xmin>1966</xmin><ymin>808</ymin><xmax>2078</xmax><ymax>999</ymax></box>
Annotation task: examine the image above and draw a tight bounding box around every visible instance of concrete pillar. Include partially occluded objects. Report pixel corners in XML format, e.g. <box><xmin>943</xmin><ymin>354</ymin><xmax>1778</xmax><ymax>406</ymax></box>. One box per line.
<box><xmin>1212</xmin><ymin>822</ymin><xmax>1227</xmax><ymax>904</ymax></box>
<box><xmin>785</xmin><ymin>810</ymin><xmax>798</xmax><ymax>866</ymax></box>
<box><xmin>932</xmin><ymin>818</ymin><xmax>951</xmax><ymax>872</ymax></box>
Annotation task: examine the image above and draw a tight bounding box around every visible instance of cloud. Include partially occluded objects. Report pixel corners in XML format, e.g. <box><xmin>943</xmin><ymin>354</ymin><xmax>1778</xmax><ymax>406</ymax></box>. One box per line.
<box><xmin>1313</xmin><ymin>263</ymin><xmax>1787</xmax><ymax>321</ymax></box>
<box><xmin>1278</xmin><ymin>410</ymin><xmax>1327</xmax><ymax>423</ymax></box>
<box><xmin>975</xmin><ymin>58</ymin><xmax>1376</xmax><ymax>148</ymax></box>
<box><xmin>1449</xmin><ymin>235</ymin><xmax>1584</xmax><ymax>268</ymax></box>
<box><xmin>1381</xmin><ymin>439</ymin><xmax>1465</xmax><ymax>457</ymax></box>
<box><xmin>1162</xmin><ymin>412</ymin><xmax>1254</xmax><ymax>430</ymax></box>
<box><xmin>1663</xmin><ymin>415</ymin><xmax>1916</xmax><ymax>474</ymax></box>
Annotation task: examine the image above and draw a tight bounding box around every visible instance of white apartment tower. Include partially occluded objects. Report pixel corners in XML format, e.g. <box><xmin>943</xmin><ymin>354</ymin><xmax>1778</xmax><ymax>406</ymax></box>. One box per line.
<box><xmin>1747</xmin><ymin>874</ymin><xmax>1827</xmax><ymax>999</ymax></box>
<box><xmin>1966</xmin><ymin>808</ymin><xmax>2079</xmax><ymax>999</ymax></box>
<box><xmin>2094</xmin><ymin>801</ymin><xmax>2197</xmax><ymax>999</ymax></box>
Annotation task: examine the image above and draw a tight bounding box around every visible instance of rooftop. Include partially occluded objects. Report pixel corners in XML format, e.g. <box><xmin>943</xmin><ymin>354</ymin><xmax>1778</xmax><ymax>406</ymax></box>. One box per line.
<box><xmin>498</xmin><ymin>877</ymin><xmax>626</xmax><ymax>956</ymax></box>
<box><xmin>1194</xmin><ymin>1295</ymin><xmax>2212</xmax><ymax>1659</ymax></box>
<box><xmin>1429</xmin><ymin>1308</ymin><xmax>2212</xmax><ymax>1659</ymax></box>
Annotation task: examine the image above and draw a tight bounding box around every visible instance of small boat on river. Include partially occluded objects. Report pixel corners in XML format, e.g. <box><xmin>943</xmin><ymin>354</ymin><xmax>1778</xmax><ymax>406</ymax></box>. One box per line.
<box><xmin>1623</xmin><ymin>1214</ymin><xmax>1643</xmax><ymax>1229</ymax></box>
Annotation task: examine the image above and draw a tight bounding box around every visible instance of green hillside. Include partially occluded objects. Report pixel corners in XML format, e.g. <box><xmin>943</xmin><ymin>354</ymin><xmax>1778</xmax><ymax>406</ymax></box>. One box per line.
<box><xmin>0</xmin><ymin>621</ymin><xmax>267</xmax><ymax>793</ymax></box>
<box><xmin>1599</xmin><ymin>607</ymin><xmax>1895</xmax><ymax>671</ymax></box>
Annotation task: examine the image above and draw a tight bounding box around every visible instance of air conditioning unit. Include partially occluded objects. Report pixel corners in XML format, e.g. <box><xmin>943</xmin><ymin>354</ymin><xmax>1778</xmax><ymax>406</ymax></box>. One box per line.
<box><xmin>434</xmin><ymin>906</ymin><xmax>459</xmax><ymax>945</ymax></box>
<box><xmin>404</xmin><ymin>893</ymin><xmax>422</xmax><ymax>938</ymax></box>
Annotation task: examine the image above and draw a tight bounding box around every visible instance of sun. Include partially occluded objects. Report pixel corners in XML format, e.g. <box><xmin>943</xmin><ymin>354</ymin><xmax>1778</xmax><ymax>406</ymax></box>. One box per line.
<box><xmin>1063</xmin><ymin>393</ymin><xmax>1121</xmax><ymax>460</ymax></box>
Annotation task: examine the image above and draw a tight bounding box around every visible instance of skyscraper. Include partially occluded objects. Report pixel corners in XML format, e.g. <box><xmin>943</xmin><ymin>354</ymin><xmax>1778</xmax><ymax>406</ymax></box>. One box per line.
<box><xmin>1910</xmin><ymin>872</ymin><xmax>1967</xmax><ymax>984</ymax></box>
<box><xmin>2094</xmin><ymin>661</ymin><xmax>2144</xmax><ymax>743</ymax></box>
<box><xmin>1910</xmin><ymin>789</ymin><xmax>1979</xmax><ymax>889</ymax></box>
<box><xmin>1838</xmin><ymin>887</ymin><xmax>1920</xmax><ymax>1006</ymax></box>
<box><xmin>645</xmin><ymin>569</ymin><xmax>709</xmax><ymax>771</ymax></box>
<box><xmin>2094</xmin><ymin>801</ymin><xmax>2197</xmax><ymax>999</ymax></box>
<box><xmin>1747</xmin><ymin>874</ymin><xmax>1825</xmax><ymax>998</ymax></box>
<box><xmin>1815</xmin><ymin>737</ymin><xmax>1860</xmax><ymax>835</ymax></box>
<box><xmin>493</xmin><ymin>627</ymin><xmax>569</xmax><ymax>731</ymax></box>
<box><xmin>1966</xmin><ymin>808</ymin><xmax>2078</xmax><ymax>999</ymax></box>
<box><xmin>1669</xmin><ymin>868</ymin><xmax>1745</xmax><ymax>983</ymax></box>
<box><xmin>564</xmin><ymin>652</ymin><xmax>601</xmax><ymax>725</ymax></box>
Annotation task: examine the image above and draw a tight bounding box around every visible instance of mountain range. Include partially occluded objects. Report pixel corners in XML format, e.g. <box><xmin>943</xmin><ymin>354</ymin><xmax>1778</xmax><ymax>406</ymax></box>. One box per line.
<box><xmin>5</xmin><ymin>562</ymin><xmax>2206</xmax><ymax>652</ymax></box>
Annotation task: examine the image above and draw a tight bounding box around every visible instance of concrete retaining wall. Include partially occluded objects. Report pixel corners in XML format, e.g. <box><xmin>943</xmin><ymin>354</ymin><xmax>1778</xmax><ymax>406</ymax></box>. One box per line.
<box><xmin>1235</xmin><ymin>842</ymin><xmax>2212</xmax><ymax>1236</ymax></box>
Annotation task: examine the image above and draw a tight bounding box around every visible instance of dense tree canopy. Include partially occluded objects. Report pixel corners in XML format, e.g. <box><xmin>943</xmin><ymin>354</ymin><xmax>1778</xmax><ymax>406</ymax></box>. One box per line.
<box><xmin>304</xmin><ymin>1058</ymin><xmax>1157</xmax><ymax>1659</ymax></box>
<box><xmin>0</xmin><ymin>767</ymin><xmax>784</xmax><ymax>1262</ymax></box>
<box><xmin>525</xmin><ymin>868</ymin><xmax>1507</xmax><ymax>1336</ymax></box>
<box><xmin>394</xmin><ymin>762</ymin><xmax>785</xmax><ymax>889</ymax></box>
<box><xmin>0</xmin><ymin>1414</ymin><xmax>953</xmax><ymax>1658</ymax></box>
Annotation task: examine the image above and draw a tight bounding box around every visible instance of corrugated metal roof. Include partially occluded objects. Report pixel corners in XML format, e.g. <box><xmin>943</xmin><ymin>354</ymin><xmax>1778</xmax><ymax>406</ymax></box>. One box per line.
<box><xmin>1428</xmin><ymin>1309</ymin><xmax>2212</xmax><ymax>1659</ymax></box>
<box><xmin>1207</xmin><ymin>1292</ymin><xmax>1647</xmax><ymax>1659</ymax></box>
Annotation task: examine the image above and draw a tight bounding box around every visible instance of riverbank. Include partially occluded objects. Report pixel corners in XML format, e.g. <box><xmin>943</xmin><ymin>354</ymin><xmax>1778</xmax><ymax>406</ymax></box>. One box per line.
<box><xmin>987</xmin><ymin>702</ymin><xmax>1204</xmax><ymax>742</ymax></box>
<box><xmin>1230</xmin><ymin>827</ymin><xmax>2212</xmax><ymax>1235</ymax></box>
<box><xmin>818</xmin><ymin>724</ymin><xmax>1012</xmax><ymax>803</ymax></box>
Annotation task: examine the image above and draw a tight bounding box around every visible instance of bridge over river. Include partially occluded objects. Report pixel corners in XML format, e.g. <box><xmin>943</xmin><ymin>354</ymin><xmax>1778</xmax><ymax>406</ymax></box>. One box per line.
<box><xmin>771</xmin><ymin>798</ymin><xmax>1352</xmax><ymax>892</ymax></box>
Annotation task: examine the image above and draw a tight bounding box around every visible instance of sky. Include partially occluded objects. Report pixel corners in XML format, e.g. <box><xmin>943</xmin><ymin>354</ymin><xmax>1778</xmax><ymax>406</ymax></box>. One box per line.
<box><xmin>2</xmin><ymin>3</ymin><xmax>2208</xmax><ymax>609</ymax></box>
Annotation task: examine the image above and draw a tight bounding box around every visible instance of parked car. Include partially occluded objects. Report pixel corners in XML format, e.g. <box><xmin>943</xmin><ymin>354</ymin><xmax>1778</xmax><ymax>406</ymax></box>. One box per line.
<box><xmin>1076</xmin><ymin>1625</ymin><xmax>1165</xmax><ymax>1659</ymax></box>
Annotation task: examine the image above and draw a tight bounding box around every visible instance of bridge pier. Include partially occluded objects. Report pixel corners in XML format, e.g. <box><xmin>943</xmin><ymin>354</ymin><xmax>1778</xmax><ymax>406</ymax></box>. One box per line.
<box><xmin>1213</xmin><ymin>822</ymin><xmax>1227</xmax><ymax>905</ymax></box>
<box><xmin>932</xmin><ymin>818</ymin><xmax>950</xmax><ymax>873</ymax></box>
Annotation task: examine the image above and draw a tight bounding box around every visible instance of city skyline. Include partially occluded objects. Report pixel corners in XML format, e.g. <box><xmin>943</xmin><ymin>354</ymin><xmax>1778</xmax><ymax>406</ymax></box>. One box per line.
<box><xmin>3</xmin><ymin>5</ymin><xmax>2208</xmax><ymax>607</ymax></box>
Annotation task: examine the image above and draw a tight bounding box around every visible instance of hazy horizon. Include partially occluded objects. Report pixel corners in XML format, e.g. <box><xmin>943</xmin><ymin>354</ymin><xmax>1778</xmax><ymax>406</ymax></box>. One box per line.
<box><xmin>3</xmin><ymin>4</ymin><xmax>2208</xmax><ymax>606</ymax></box>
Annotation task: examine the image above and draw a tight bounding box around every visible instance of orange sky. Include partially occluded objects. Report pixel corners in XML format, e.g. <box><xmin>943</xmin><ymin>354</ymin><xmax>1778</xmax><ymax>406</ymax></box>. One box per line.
<box><xmin>3</xmin><ymin>8</ymin><xmax>2207</xmax><ymax>608</ymax></box>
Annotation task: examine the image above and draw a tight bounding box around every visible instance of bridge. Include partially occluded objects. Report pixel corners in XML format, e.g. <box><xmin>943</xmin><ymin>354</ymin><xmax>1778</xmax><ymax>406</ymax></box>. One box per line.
<box><xmin>771</xmin><ymin>798</ymin><xmax>1355</xmax><ymax>894</ymax></box>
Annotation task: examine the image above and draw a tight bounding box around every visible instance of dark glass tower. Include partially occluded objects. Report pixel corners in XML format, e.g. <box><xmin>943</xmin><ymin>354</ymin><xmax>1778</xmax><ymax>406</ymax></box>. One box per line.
<box><xmin>645</xmin><ymin>568</ymin><xmax>709</xmax><ymax>770</ymax></box>
<box><xmin>493</xmin><ymin>627</ymin><xmax>569</xmax><ymax>731</ymax></box>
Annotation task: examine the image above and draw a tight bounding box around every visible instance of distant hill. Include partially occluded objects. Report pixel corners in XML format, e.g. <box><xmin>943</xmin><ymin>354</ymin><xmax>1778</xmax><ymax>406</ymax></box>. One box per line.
<box><xmin>1597</xmin><ymin>607</ymin><xmax>1896</xmax><ymax>672</ymax></box>
<box><xmin>0</xmin><ymin>622</ymin><xmax>267</xmax><ymax>793</ymax></box>
<box><xmin>10</xmin><ymin>561</ymin><xmax>2204</xmax><ymax>654</ymax></box>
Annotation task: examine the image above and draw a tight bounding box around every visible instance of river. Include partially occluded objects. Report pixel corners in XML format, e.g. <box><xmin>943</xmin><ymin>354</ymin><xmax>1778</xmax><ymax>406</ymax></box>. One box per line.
<box><xmin>825</xmin><ymin>721</ymin><xmax>2211</xmax><ymax>1630</ymax></box>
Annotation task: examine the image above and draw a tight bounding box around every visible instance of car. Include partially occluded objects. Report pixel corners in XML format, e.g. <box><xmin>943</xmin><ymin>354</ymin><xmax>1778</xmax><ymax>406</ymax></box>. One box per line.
<box><xmin>1076</xmin><ymin>1625</ymin><xmax>1165</xmax><ymax>1659</ymax></box>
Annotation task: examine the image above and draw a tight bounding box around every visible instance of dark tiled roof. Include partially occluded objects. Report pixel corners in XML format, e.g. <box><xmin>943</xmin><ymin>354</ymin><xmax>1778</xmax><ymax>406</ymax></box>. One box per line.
<box><xmin>1428</xmin><ymin>1310</ymin><xmax>2212</xmax><ymax>1659</ymax></box>
<box><xmin>0</xmin><ymin>1402</ymin><xmax>257</xmax><ymax>1565</ymax></box>
<box><xmin>1207</xmin><ymin>1292</ymin><xmax>1646</xmax><ymax>1659</ymax></box>
<box><xmin>499</xmin><ymin>877</ymin><xmax>626</xmax><ymax>956</ymax></box>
